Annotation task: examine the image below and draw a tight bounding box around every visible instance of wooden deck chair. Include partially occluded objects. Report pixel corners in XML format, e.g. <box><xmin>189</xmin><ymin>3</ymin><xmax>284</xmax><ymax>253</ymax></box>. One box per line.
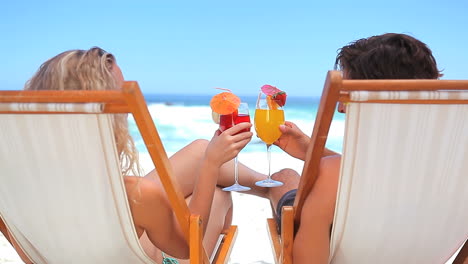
<box><xmin>0</xmin><ymin>81</ymin><xmax>237</xmax><ymax>264</ymax></box>
<box><xmin>267</xmin><ymin>70</ymin><xmax>468</xmax><ymax>264</ymax></box>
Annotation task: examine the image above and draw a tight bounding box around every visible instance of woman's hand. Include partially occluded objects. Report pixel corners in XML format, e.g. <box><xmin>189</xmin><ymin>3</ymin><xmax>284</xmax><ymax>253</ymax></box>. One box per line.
<box><xmin>273</xmin><ymin>121</ymin><xmax>310</xmax><ymax>161</ymax></box>
<box><xmin>205</xmin><ymin>122</ymin><xmax>253</xmax><ymax>167</ymax></box>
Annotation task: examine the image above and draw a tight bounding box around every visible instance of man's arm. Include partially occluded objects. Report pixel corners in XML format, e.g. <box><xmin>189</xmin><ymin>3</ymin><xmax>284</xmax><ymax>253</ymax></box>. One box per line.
<box><xmin>293</xmin><ymin>156</ymin><xmax>341</xmax><ymax>264</ymax></box>
<box><xmin>323</xmin><ymin>147</ymin><xmax>340</xmax><ymax>157</ymax></box>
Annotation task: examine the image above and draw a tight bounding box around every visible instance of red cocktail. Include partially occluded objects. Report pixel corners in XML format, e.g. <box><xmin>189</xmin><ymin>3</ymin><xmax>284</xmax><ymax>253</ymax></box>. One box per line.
<box><xmin>219</xmin><ymin>110</ymin><xmax>251</xmax><ymax>133</ymax></box>
<box><xmin>216</xmin><ymin>101</ymin><xmax>252</xmax><ymax>192</ymax></box>
<box><xmin>219</xmin><ymin>111</ymin><xmax>237</xmax><ymax>132</ymax></box>
<box><xmin>235</xmin><ymin>114</ymin><xmax>251</xmax><ymax>133</ymax></box>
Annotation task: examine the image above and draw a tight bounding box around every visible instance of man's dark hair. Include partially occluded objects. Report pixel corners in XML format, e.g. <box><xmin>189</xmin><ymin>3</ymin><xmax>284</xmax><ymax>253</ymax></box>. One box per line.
<box><xmin>335</xmin><ymin>33</ymin><xmax>441</xmax><ymax>79</ymax></box>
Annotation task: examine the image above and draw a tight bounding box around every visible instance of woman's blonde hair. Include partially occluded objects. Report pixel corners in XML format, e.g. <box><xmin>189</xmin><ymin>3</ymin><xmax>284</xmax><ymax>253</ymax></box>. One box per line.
<box><xmin>25</xmin><ymin>47</ymin><xmax>142</xmax><ymax>177</ymax></box>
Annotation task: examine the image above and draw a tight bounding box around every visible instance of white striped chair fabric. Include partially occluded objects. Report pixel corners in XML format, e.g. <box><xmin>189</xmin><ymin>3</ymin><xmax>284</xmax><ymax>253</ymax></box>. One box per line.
<box><xmin>0</xmin><ymin>110</ymin><xmax>155</xmax><ymax>264</ymax></box>
<box><xmin>329</xmin><ymin>91</ymin><xmax>468</xmax><ymax>263</ymax></box>
<box><xmin>0</xmin><ymin>83</ymin><xmax>234</xmax><ymax>264</ymax></box>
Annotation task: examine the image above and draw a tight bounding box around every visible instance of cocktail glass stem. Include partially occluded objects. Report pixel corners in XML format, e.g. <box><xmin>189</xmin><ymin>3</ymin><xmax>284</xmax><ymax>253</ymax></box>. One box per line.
<box><xmin>222</xmin><ymin>155</ymin><xmax>251</xmax><ymax>192</ymax></box>
<box><xmin>266</xmin><ymin>144</ymin><xmax>272</xmax><ymax>179</ymax></box>
<box><xmin>234</xmin><ymin>156</ymin><xmax>239</xmax><ymax>184</ymax></box>
<box><xmin>255</xmin><ymin>144</ymin><xmax>283</xmax><ymax>187</ymax></box>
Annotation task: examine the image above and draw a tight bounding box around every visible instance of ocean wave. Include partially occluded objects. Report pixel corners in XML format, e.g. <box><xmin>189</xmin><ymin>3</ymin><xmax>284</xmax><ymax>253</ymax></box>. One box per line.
<box><xmin>130</xmin><ymin>102</ymin><xmax>344</xmax><ymax>154</ymax></box>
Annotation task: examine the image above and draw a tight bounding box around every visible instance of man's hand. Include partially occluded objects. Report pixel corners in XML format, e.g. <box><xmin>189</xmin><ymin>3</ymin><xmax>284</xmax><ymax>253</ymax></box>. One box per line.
<box><xmin>273</xmin><ymin>121</ymin><xmax>310</xmax><ymax>161</ymax></box>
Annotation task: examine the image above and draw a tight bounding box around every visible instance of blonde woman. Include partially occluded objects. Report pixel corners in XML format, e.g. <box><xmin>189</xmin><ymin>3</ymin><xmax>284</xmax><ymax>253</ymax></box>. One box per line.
<box><xmin>0</xmin><ymin>47</ymin><xmax>270</xmax><ymax>263</ymax></box>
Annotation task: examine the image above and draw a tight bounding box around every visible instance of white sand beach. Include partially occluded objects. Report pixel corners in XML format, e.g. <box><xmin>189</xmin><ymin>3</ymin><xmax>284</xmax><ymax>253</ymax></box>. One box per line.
<box><xmin>226</xmin><ymin>152</ymin><xmax>305</xmax><ymax>264</ymax></box>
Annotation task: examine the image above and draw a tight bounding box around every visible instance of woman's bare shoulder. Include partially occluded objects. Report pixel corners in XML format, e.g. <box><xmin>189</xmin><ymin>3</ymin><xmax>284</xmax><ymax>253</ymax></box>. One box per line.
<box><xmin>124</xmin><ymin>176</ymin><xmax>186</xmax><ymax>254</ymax></box>
<box><xmin>124</xmin><ymin>176</ymin><xmax>166</xmax><ymax>206</ymax></box>
<box><xmin>124</xmin><ymin>177</ymin><xmax>171</xmax><ymax>227</ymax></box>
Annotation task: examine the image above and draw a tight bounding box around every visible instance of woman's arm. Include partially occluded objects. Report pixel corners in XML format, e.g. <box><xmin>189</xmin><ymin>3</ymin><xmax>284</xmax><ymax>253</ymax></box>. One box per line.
<box><xmin>188</xmin><ymin>123</ymin><xmax>252</xmax><ymax>237</ymax></box>
<box><xmin>135</xmin><ymin>122</ymin><xmax>252</xmax><ymax>259</ymax></box>
<box><xmin>293</xmin><ymin>156</ymin><xmax>341</xmax><ymax>264</ymax></box>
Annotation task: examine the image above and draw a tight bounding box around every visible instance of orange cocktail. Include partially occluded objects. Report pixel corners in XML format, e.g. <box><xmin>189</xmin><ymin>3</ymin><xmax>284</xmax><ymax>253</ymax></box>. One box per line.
<box><xmin>254</xmin><ymin>85</ymin><xmax>287</xmax><ymax>188</ymax></box>
<box><xmin>254</xmin><ymin>108</ymin><xmax>284</xmax><ymax>145</ymax></box>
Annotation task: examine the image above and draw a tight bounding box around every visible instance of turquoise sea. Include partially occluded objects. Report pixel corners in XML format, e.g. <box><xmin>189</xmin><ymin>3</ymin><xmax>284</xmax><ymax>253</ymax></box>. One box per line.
<box><xmin>129</xmin><ymin>94</ymin><xmax>346</xmax><ymax>156</ymax></box>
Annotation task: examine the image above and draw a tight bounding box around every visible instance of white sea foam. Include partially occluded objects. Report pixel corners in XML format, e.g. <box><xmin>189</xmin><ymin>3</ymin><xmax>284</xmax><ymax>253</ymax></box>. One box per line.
<box><xmin>130</xmin><ymin>102</ymin><xmax>345</xmax><ymax>154</ymax></box>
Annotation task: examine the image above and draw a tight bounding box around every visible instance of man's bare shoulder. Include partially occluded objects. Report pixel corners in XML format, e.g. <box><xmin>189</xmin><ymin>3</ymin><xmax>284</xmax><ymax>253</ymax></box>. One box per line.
<box><xmin>320</xmin><ymin>155</ymin><xmax>341</xmax><ymax>173</ymax></box>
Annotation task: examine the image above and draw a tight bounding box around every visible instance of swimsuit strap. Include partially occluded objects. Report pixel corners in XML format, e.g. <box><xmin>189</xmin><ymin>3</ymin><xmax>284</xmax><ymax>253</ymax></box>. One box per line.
<box><xmin>162</xmin><ymin>252</ymin><xmax>180</xmax><ymax>264</ymax></box>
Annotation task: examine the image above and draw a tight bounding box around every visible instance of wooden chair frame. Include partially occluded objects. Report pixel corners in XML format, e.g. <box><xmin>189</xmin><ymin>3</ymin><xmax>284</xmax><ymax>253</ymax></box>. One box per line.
<box><xmin>267</xmin><ymin>70</ymin><xmax>468</xmax><ymax>264</ymax></box>
<box><xmin>0</xmin><ymin>81</ymin><xmax>237</xmax><ymax>264</ymax></box>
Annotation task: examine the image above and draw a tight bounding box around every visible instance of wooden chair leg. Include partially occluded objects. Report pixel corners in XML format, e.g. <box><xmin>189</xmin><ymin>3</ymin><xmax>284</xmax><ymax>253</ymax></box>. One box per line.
<box><xmin>281</xmin><ymin>206</ymin><xmax>294</xmax><ymax>264</ymax></box>
<box><xmin>267</xmin><ymin>218</ymin><xmax>281</xmax><ymax>263</ymax></box>
<box><xmin>190</xmin><ymin>215</ymin><xmax>209</xmax><ymax>264</ymax></box>
<box><xmin>211</xmin><ymin>226</ymin><xmax>238</xmax><ymax>264</ymax></box>
<box><xmin>0</xmin><ymin>217</ymin><xmax>12</xmax><ymax>245</ymax></box>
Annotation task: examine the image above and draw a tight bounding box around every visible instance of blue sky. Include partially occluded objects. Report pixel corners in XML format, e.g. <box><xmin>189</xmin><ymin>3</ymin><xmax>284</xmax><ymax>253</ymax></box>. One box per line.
<box><xmin>1</xmin><ymin>0</ymin><xmax>467</xmax><ymax>96</ymax></box>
